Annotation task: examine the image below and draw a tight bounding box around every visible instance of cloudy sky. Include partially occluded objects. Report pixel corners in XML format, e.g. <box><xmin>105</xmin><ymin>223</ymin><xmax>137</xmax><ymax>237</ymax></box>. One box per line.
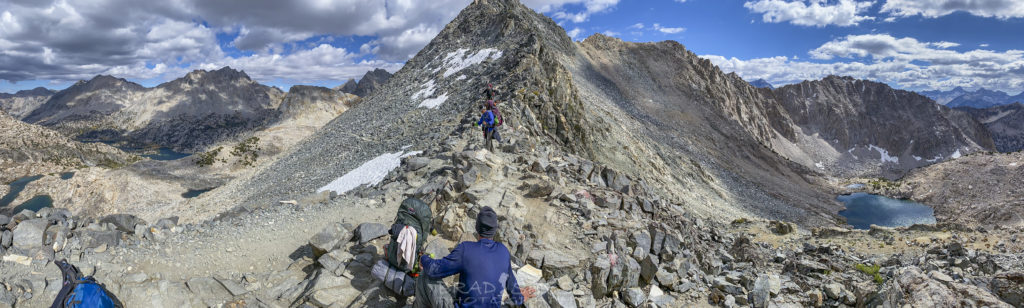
<box><xmin>1</xmin><ymin>0</ymin><xmax>1022</xmax><ymax>94</ymax></box>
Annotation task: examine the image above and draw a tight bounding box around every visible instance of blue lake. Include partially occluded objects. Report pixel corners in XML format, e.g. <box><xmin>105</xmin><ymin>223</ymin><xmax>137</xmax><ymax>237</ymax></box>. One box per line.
<box><xmin>142</xmin><ymin>147</ymin><xmax>191</xmax><ymax>161</ymax></box>
<box><xmin>182</xmin><ymin>188</ymin><xmax>213</xmax><ymax>198</ymax></box>
<box><xmin>60</xmin><ymin>172</ymin><xmax>75</xmax><ymax>180</ymax></box>
<box><xmin>11</xmin><ymin>195</ymin><xmax>53</xmax><ymax>213</ymax></box>
<box><xmin>837</xmin><ymin>193</ymin><xmax>936</xmax><ymax>229</ymax></box>
<box><xmin>1</xmin><ymin>175</ymin><xmax>44</xmax><ymax>208</ymax></box>
<box><xmin>1</xmin><ymin>175</ymin><xmax>54</xmax><ymax>214</ymax></box>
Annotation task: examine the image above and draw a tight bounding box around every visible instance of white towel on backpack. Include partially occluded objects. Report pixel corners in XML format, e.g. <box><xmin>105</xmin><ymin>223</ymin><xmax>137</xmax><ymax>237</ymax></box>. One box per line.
<box><xmin>397</xmin><ymin>226</ymin><xmax>418</xmax><ymax>267</ymax></box>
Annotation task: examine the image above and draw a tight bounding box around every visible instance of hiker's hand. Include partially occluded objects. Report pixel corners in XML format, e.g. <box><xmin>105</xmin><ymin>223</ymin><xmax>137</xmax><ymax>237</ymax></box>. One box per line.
<box><xmin>521</xmin><ymin>286</ymin><xmax>537</xmax><ymax>301</ymax></box>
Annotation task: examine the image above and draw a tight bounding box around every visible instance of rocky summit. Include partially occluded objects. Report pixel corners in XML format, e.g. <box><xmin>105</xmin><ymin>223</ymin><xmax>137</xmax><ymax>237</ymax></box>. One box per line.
<box><xmin>0</xmin><ymin>0</ymin><xmax>1022</xmax><ymax>308</ymax></box>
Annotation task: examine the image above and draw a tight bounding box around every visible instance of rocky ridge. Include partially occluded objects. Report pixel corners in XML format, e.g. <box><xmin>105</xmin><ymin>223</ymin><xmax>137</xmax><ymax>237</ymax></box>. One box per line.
<box><xmin>348</xmin><ymin>68</ymin><xmax>394</xmax><ymax>98</ymax></box>
<box><xmin>5</xmin><ymin>85</ymin><xmax>360</xmax><ymax>223</ymax></box>
<box><xmin>0</xmin><ymin>87</ymin><xmax>54</xmax><ymax>120</ymax></box>
<box><xmin>957</xmin><ymin>103</ymin><xmax>1024</xmax><ymax>152</ymax></box>
<box><xmin>0</xmin><ymin>111</ymin><xmax>137</xmax><ymax>183</ymax></box>
<box><xmin>770</xmin><ymin>76</ymin><xmax>995</xmax><ymax>178</ymax></box>
<box><xmin>23</xmin><ymin>68</ymin><xmax>285</xmax><ymax>152</ymax></box>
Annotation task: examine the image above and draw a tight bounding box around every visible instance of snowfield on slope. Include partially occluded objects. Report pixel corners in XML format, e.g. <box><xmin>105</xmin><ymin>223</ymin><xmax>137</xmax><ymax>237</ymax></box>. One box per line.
<box><xmin>435</xmin><ymin>48</ymin><xmax>503</xmax><ymax>78</ymax></box>
<box><xmin>317</xmin><ymin>150</ymin><xmax>423</xmax><ymax>194</ymax></box>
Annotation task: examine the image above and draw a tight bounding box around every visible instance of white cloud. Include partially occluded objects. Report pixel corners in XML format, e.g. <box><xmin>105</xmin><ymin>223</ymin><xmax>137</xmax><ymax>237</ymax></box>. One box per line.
<box><xmin>744</xmin><ymin>0</ymin><xmax>875</xmax><ymax>27</ymax></box>
<box><xmin>522</xmin><ymin>0</ymin><xmax>621</xmax><ymax>23</ymax></box>
<box><xmin>653</xmin><ymin>23</ymin><xmax>686</xmax><ymax>34</ymax></box>
<box><xmin>703</xmin><ymin>35</ymin><xmax>1024</xmax><ymax>93</ymax></box>
<box><xmin>881</xmin><ymin>0</ymin><xmax>1024</xmax><ymax>19</ymax></box>
<box><xmin>809</xmin><ymin>34</ymin><xmax>1021</xmax><ymax>66</ymax></box>
<box><xmin>603</xmin><ymin>30</ymin><xmax>620</xmax><ymax>36</ymax></box>
<box><xmin>629</xmin><ymin>23</ymin><xmax>644</xmax><ymax>29</ymax></box>
<box><xmin>0</xmin><ymin>0</ymin><xmax>470</xmax><ymax>84</ymax></box>
<box><xmin>930</xmin><ymin>41</ymin><xmax>959</xmax><ymax>49</ymax></box>
<box><xmin>567</xmin><ymin>27</ymin><xmax>583</xmax><ymax>39</ymax></box>
<box><xmin>980</xmin><ymin>43</ymin><xmax>990</xmax><ymax>47</ymax></box>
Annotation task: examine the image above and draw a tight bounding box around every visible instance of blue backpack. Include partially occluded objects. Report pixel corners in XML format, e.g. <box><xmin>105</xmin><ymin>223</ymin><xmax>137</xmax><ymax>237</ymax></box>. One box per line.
<box><xmin>51</xmin><ymin>260</ymin><xmax>121</xmax><ymax>308</ymax></box>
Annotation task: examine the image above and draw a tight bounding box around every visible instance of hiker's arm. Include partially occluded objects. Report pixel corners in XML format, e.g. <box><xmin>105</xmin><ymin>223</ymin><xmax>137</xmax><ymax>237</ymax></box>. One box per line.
<box><xmin>505</xmin><ymin>262</ymin><xmax>525</xmax><ymax>305</ymax></box>
<box><xmin>420</xmin><ymin>243</ymin><xmax>465</xmax><ymax>279</ymax></box>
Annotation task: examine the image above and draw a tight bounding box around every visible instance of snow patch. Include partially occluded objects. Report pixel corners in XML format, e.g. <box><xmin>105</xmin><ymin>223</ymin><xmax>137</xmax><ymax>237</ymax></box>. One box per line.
<box><xmin>868</xmin><ymin>144</ymin><xmax>899</xmax><ymax>164</ymax></box>
<box><xmin>435</xmin><ymin>48</ymin><xmax>503</xmax><ymax>78</ymax></box>
<box><xmin>418</xmin><ymin>93</ymin><xmax>449</xmax><ymax>109</ymax></box>
<box><xmin>815</xmin><ymin>161</ymin><xmax>824</xmax><ymax>169</ymax></box>
<box><xmin>847</xmin><ymin>148</ymin><xmax>858</xmax><ymax>160</ymax></box>
<box><xmin>912</xmin><ymin>155</ymin><xmax>922</xmax><ymax>161</ymax></box>
<box><xmin>951</xmin><ymin>149</ymin><xmax>961</xmax><ymax>159</ymax></box>
<box><xmin>412</xmin><ymin>80</ymin><xmax>436</xmax><ymax>100</ymax></box>
<box><xmin>456</xmin><ymin>75</ymin><xmax>467</xmax><ymax>80</ymax></box>
<box><xmin>926</xmin><ymin>155</ymin><xmax>943</xmax><ymax>163</ymax></box>
<box><xmin>317</xmin><ymin>150</ymin><xmax>423</xmax><ymax>195</ymax></box>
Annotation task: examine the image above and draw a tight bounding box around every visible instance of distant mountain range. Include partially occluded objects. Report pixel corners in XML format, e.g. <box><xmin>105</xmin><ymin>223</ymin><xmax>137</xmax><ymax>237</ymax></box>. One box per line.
<box><xmin>956</xmin><ymin>103</ymin><xmax>1024</xmax><ymax>152</ymax></box>
<box><xmin>0</xmin><ymin>67</ymin><xmax>388</xmax><ymax>152</ymax></box>
<box><xmin>748</xmin><ymin>78</ymin><xmax>774</xmax><ymax>89</ymax></box>
<box><xmin>920</xmin><ymin>86</ymin><xmax>1024</xmax><ymax>108</ymax></box>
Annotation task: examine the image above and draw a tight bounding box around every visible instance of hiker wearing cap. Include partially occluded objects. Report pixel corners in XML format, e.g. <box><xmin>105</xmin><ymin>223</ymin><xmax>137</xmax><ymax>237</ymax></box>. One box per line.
<box><xmin>418</xmin><ymin>206</ymin><xmax>536</xmax><ymax>307</ymax></box>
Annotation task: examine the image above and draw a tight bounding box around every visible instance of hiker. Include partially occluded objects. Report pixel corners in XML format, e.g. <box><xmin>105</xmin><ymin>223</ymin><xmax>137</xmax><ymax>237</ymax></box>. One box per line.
<box><xmin>475</xmin><ymin>105</ymin><xmax>502</xmax><ymax>151</ymax></box>
<box><xmin>482</xmin><ymin>83</ymin><xmax>498</xmax><ymax>101</ymax></box>
<box><xmin>418</xmin><ymin>206</ymin><xmax>536</xmax><ymax>307</ymax></box>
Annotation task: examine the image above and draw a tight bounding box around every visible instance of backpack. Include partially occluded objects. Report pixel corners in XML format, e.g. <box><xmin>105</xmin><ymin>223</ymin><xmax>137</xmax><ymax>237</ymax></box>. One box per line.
<box><xmin>486</xmin><ymin>100</ymin><xmax>503</xmax><ymax>127</ymax></box>
<box><xmin>385</xmin><ymin>198</ymin><xmax>434</xmax><ymax>274</ymax></box>
<box><xmin>51</xmin><ymin>260</ymin><xmax>121</xmax><ymax>308</ymax></box>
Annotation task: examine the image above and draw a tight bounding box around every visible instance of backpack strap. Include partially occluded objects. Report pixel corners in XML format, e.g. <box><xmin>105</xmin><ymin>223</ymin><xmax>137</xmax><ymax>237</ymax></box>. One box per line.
<box><xmin>51</xmin><ymin>260</ymin><xmax>83</xmax><ymax>308</ymax></box>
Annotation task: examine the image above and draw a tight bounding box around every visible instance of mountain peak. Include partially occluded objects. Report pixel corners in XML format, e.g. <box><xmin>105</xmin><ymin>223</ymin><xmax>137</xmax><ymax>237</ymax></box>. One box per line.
<box><xmin>749</xmin><ymin>78</ymin><xmax>775</xmax><ymax>89</ymax></box>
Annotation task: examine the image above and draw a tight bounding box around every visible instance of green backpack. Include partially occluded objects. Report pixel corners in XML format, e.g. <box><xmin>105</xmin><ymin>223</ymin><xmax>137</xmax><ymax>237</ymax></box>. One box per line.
<box><xmin>386</xmin><ymin>198</ymin><xmax>434</xmax><ymax>273</ymax></box>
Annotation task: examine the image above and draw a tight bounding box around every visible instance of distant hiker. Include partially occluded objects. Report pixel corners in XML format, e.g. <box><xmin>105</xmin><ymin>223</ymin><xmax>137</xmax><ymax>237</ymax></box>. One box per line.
<box><xmin>475</xmin><ymin>106</ymin><xmax>502</xmax><ymax>151</ymax></box>
<box><xmin>51</xmin><ymin>259</ymin><xmax>122</xmax><ymax>308</ymax></box>
<box><xmin>482</xmin><ymin>83</ymin><xmax>498</xmax><ymax>101</ymax></box>
<box><xmin>417</xmin><ymin>206</ymin><xmax>536</xmax><ymax>307</ymax></box>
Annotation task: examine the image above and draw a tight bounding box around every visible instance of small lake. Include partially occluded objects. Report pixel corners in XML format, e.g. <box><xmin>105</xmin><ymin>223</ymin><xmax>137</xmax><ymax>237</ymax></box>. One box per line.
<box><xmin>60</xmin><ymin>172</ymin><xmax>75</xmax><ymax>180</ymax></box>
<box><xmin>11</xmin><ymin>195</ymin><xmax>53</xmax><ymax>213</ymax></box>
<box><xmin>142</xmin><ymin>147</ymin><xmax>191</xmax><ymax>161</ymax></box>
<box><xmin>182</xmin><ymin>188</ymin><xmax>213</xmax><ymax>198</ymax></box>
<box><xmin>837</xmin><ymin>193</ymin><xmax>936</xmax><ymax>229</ymax></box>
<box><xmin>0</xmin><ymin>175</ymin><xmax>44</xmax><ymax>208</ymax></box>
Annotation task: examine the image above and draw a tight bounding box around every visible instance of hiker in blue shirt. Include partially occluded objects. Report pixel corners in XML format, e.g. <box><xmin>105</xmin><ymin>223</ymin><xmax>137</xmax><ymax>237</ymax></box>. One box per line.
<box><xmin>475</xmin><ymin>104</ymin><xmax>502</xmax><ymax>151</ymax></box>
<box><xmin>419</xmin><ymin>206</ymin><xmax>536</xmax><ymax>307</ymax></box>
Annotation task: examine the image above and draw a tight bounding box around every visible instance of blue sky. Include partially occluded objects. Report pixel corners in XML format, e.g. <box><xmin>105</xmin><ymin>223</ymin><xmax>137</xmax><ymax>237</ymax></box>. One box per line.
<box><xmin>2</xmin><ymin>0</ymin><xmax>1023</xmax><ymax>94</ymax></box>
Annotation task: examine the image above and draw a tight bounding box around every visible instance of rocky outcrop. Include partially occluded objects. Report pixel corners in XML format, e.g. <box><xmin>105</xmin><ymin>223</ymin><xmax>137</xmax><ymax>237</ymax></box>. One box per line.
<box><xmin>24</xmin><ymin>67</ymin><xmax>285</xmax><ymax>152</ymax></box>
<box><xmin>957</xmin><ymin>103</ymin><xmax>1024</xmax><ymax>152</ymax></box>
<box><xmin>895</xmin><ymin>151</ymin><xmax>1024</xmax><ymax>227</ymax></box>
<box><xmin>770</xmin><ymin>76</ymin><xmax>995</xmax><ymax>178</ymax></box>
<box><xmin>276</xmin><ymin>86</ymin><xmax>358</xmax><ymax>125</ymax></box>
<box><xmin>0</xmin><ymin>87</ymin><xmax>54</xmax><ymax>120</ymax></box>
<box><xmin>334</xmin><ymin>79</ymin><xmax>358</xmax><ymax>94</ymax></box>
<box><xmin>335</xmin><ymin>69</ymin><xmax>392</xmax><ymax>98</ymax></box>
<box><xmin>351</xmin><ymin>68</ymin><xmax>392</xmax><ymax>97</ymax></box>
<box><xmin>0</xmin><ymin>111</ymin><xmax>136</xmax><ymax>183</ymax></box>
